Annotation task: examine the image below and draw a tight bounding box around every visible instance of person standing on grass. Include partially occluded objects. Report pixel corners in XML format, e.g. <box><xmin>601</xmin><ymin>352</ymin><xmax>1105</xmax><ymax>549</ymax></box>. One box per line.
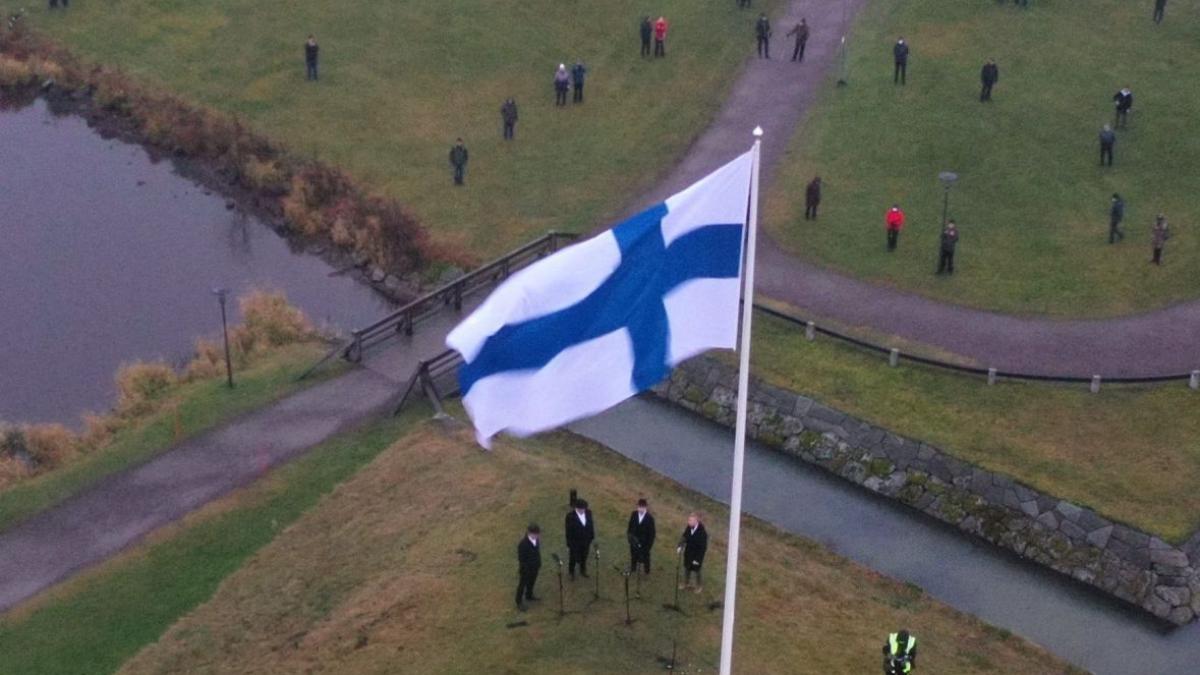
<box><xmin>677</xmin><ymin>512</ymin><xmax>708</xmax><ymax>593</ymax></box>
<box><xmin>640</xmin><ymin>16</ymin><xmax>653</xmax><ymax>57</ymax></box>
<box><xmin>565</xmin><ymin>499</ymin><xmax>595</xmax><ymax>580</ymax></box>
<box><xmin>554</xmin><ymin>64</ymin><xmax>570</xmax><ymax>106</ymax></box>
<box><xmin>627</xmin><ymin>498</ymin><xmax>656</xmax><ymax>577</ymax></box>
<box><xmin>1099</xmin><ymin>124</ymin><xmax>1116</xmax><ymax>166</ymax></box>
<box><xmin>1151</xmin><ymin>214</ymin><xmax>1170</xmax><ymax>265</ymax></box>
<box><xmin>980</xmin><ymin>59</ymin><xmax>999</xmax><ymax>102</ymax></box>
<box><xmin>571</xmin><ymin>61</ymin><xmax>587</xmax><ymax>104</ymax></box>
<box><xmin>449</xmin><ymin>138</ymin><xmax>469</xmax><ymax>186</ymax></box>
<box><xmin>654</xmin><ymin>16</ymin><xmax>669</xmax><ymax>58</ymax></box>
<box><xmin>804</xmin><ymin>176</ymin><xmax>822</xmax><ymax>220</ymax></box>
<box><xmin>893</xmin><ymin>37</ymin><xmax>909</xmax><ymax>85</ymax></box>
<box><xmin>787</xmin><ymin>19</ymin><xmax>810</xmax><ymax>63</ymax></box>
<box><xmin>1109</xmin><ymin>193</ymin><xmax>1126</xmax><ymax>243</ymax></box>
<box><xmin>738</xmin><ymin>0</ymin><xmax>752</xmax><ymax>9</ymax></box>
<box><xmin>937</xmin><ymin>220</ymin><xmax>959</xmax><ymax>275</ymax></box>
<box><xmin>756</xmin><ymin>13</ymin><xmax>772</xmax><ymax>59</ymax></box>
<box><xmin>304</xmin><ymin>35</ymin><xmax>319</xmax><ymax>81</ymax></box>
<box><xmin>1113</xmin><ymin>86</ymin><xmax>1133</xmax><ymax>129</ymax></box>
<box><xmin>500</xmin><ymin>98</ymin><xmax>518</xmax><ymax>141</ymax></box>
<box><xmin>515</xmin><ymin>524</ymin><xmax>541</xmax><ymax>611</ymax></box>
<box><xmin>885</xmin><ymin>204</ymin><xmax>905</xmax><ymax>251</ymax></box>
<box><xmin>1153</xmin><ymin>0</ymin><xmax>1168</xmax><ymax>24</ymax></box>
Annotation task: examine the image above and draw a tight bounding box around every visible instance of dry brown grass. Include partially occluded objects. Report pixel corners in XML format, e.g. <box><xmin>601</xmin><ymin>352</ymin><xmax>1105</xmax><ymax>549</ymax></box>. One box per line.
<box><xmin>119</xmin><ymin>421</ymin><xmax>1077</xmax><ymax>675</ymax></box>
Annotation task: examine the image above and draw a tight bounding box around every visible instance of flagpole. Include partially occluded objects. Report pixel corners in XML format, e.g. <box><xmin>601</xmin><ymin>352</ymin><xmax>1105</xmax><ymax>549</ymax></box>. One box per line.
<box><xmin>718</xmin><ymin>127</ymin><xmax>762</xmax><ymax>675</ymax></box>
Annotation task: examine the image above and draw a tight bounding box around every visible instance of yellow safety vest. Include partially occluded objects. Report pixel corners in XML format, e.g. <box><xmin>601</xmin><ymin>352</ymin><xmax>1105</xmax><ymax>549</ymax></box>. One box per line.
<box><xmin>887</xmin><ymin>633</ymin><xmax>916</xmax><ymax>673</ymax></box>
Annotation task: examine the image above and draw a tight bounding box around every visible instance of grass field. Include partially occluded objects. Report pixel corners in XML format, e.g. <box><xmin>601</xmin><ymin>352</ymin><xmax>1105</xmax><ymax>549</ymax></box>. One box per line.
<box><xmin>9</xmin><ymin>0</ymin><xmax>778</xmax><ymax>259</ymax></box>
<box><xmin>764</xmin><ymin>0</ymin><xmax>1200</xmax><ymax>316</ymax></box>
<box><xmin>0</xmin><ymin>342</ymin><xmax>333</xmax><ymax>532</ymax></box>
<box><xmin>748</xmin><ymin>311</ymin><xmax>1200</xmax><ymax>542</ymax></box>
<box><xmin>114</xmin><ymin>417</ymin><xmax>1076</xmax><ymax>675</ymax></box>
<box><xmin>0</xmin><ymin>413</ymin><xmax>416</xmax><ymax>675</ymax></box>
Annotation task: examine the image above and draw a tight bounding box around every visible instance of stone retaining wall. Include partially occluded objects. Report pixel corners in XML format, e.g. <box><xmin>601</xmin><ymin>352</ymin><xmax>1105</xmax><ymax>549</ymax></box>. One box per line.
<box><xmin>653</xmin><ymin>356</ymin><xmax>1200</xmax><ymax>625</ymax></box>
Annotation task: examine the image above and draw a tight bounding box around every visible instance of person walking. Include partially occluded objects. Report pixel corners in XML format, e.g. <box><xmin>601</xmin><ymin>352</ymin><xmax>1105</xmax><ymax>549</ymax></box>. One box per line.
<box><xmin>500</xmin><ymin>98</ymin><xmax>518</xmax><ymax>140</ymax></box>
<box><xmin>676</xmin><ymin>513</ymin><xmax>708</xmax><ymax>593</ymax></box>
<box><xmin>565</xmin><ymin>499</ymin><xmax>595</xmax><ymax>580</ymax></box>
<box><xmin>882</xmin><ymin>630</ymin><xmax>918</xmax><ymax>674</ymax></box>
<box><xmin>804</xmin><ymin>176</ymin><xmax>822</xmax><ymax>220</ymax></box>
<box><xmin>515</xmin><ymin>524</ymin><xmax>542</xmax><ymax>611</ymax></box>
<box><xmin>738</xmin><ymin>0</ymin><xmax>752</xmax><ymax>8</ymax></box>
<box><xmin>571</xmin><ymin>61</ymin><xmax>587</xmax><ymax>103</ymax></box>
<box><xmin>980</xmin><ymin>59</ymin><xmax>999</xmax><ymax>102</ymax></box>
<box><xmin>304</xmin><ymin>35</ymin><xmax>320</xmax><ymax>82</ymax></box>
<box><xmin>937</xmin><ymin>220</ymin><xmax>959</xmax><ymax>274</ymax></box>
<box><xmin>1109</xmin><ymin>193</ymin><xmax>1126</xmax><ymax>243</ymax></box>
<box><xmin>1113</xmin><ymin>87</ymin><xmax>1133</xmax><ymax>129</ymax></box>
<box><xmin>756</xmin><ymin>13</ymin><xmax>772</xmax><ymax>59</ymax></box>
<box><xmin>654</xmin><ymin>16</ymin><xmax>669</xmax><ymax>58</ymax></box>
<box><xmin>554</xmin><ymin>63</ymin><xmax>570</xmax><ymax>106</ymax></box>
<box><xmin>627</xmin><ymin>498</ymin><xmax>656</xmax><ymax>576</ymax></box>
<box><xmin>1153</xmin><ymin>0</ymin><xmax>1168</xmax><ymax>24</ymax></box>
<box><xmin>893</xmin><ymin>38</ymin><xmax>909</xmax><ymax>85</ymax></box>
<box><xmin>1151</xmin><ymin>214</ymin><xmax>1170</xmax><ymax>265</ymax></box>
<box><xmin>885</xmin><ymin>204</ymin><xmax>905</xmax><ymax>251</ymax></box>
<box><xmin>449</xmin><ymin>138</ymin><xmax>469</xmax><ymax>186</ymax></box>
<box><xmin>787</xmin><ymin>19</ymin><xmax>809</xmax><ymax>62</ymax></box>
<box><xmin>640</xmin><ymin>16</ymin><xmax>653</xmax><ymax>57</ymax></box>
<box><xmin>1099</xmin><ymin>124</ymin><xmax>1116</xmax><ymax>166</ymax></box>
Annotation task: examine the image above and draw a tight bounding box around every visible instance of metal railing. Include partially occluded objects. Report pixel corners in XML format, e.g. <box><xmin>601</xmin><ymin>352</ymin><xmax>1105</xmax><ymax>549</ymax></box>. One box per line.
<box><xmin>394</xmin><ymin>348</ymin><xmax>462</xmax><ymax>415</ymax></box>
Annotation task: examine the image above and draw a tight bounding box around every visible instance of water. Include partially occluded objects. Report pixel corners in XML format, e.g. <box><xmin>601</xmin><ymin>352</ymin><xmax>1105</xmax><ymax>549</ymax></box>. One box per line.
<box><xmin>0</xmin><ymin>98</ymin><xmax>394</xmax><ymax>425</ymax></box>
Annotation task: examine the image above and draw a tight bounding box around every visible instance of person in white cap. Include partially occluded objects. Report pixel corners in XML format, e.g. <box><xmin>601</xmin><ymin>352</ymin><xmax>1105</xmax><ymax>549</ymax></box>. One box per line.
<box><xmin>554</xmin><ymin>64</ymin><xmax>570</xmax><ymax>106</ymax></box>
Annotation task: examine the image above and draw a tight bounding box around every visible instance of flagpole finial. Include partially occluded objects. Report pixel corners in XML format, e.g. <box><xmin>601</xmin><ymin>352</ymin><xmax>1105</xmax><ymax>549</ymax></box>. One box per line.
<box><xmin>752</xmin><ymin>126</ymin><xmax>764</xmax><ymax>138</ymax></box>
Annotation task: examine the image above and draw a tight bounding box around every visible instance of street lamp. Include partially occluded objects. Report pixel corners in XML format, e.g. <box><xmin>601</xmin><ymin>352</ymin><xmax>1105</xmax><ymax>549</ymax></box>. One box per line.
<box><xmin>938</xmin><ymin>171</ymin><xmax>959</xmax><ymax>227</ymax></box>
<box><xmin>211</xmin><ymin>287</ymin><xmax>234</xmax><ymax>388</ymax></box>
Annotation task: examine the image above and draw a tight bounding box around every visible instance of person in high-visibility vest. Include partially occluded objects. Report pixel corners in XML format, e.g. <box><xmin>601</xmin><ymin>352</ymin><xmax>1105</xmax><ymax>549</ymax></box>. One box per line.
<box><xmin>882</xmin><ymin>629</ymin><xmax>917</xmax><ymax>674</ymax></box>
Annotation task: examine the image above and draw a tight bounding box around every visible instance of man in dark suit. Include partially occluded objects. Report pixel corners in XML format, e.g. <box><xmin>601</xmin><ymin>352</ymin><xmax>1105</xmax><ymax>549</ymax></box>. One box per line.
<box><xmin>516</xmin><ymin>524</ymin><xmax>541</xmax><ymax>610</ymax></box>
<box><xmin>627</xmin><ymin>498</ymin><xmax>657</xmax><ymax>575</ymax></box>
<box><xmin>565</xmin><ymin>499</ymin><xmax>595</xmax><ymax>579</ymax></box>
<box><xmin>677</xmin><ymin>512</ymin><xmax>708</xmax><ymax>592</ymax></box>
<box><xmin>980</xmin><ymin>59</ymin><xmax>999</xmax><ymax>102</ymax></box>
<box><xmin>893</xmin><ymin>38</ymin><xmax>909</xmax><ymax>85</ymax></box>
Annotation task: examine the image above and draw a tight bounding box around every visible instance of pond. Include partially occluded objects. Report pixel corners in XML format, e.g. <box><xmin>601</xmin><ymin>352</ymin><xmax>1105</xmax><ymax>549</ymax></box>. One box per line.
<box><xmin>0</xmin><ymin>98</ymin><xmax>394</xmax><ymax>426</ymax></box>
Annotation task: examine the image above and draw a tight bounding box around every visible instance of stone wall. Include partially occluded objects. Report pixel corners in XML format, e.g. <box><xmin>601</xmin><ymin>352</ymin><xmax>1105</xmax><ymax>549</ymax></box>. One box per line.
<box><xmin>653</xmin><ymin>356</ymin><xmax>1200</xmax><ymax>625</ymax></box>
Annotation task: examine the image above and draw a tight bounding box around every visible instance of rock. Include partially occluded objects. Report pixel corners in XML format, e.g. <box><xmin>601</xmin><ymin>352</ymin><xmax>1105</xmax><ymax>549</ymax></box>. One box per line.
<box><xmin>863</xmin><ymin>476</ymin><xmax>883</xmax><ymax>492</ymax></box>
<box><xmin>1144</xmin><ymin>595</ymin><xmax>1173</xmax><ymax>619</ymax></box>
<box><xmin>1087</xmin><ymin>525</ymin><xmax>1114</xmax><ymax>549</ymax></box>
<box><xmin>1167</xmin><ymin>606</ymin><xmax>1194</xmax><ymax>625</ymax></box>
<box><xmin>1156</xmin><ymin>585</ymin><xmax>1191</xmax><ymax>607</ymax></box>
<box><xmin>1036</xmin><ymin>511</ymin><xmax>1059</xmax><ymax>531</ymax></box>
<box><xmin>369</xmin><ymin>267</ymin><xmax>387</xmax><ymax>283</ymax></box>
<box><xmin>1150</xmin><ymin>537</ymin><xmax>1173</xmax><ymax>551</ymax></box>
<box><xmin>1055</xmin><ymin>500</ymin><xmax>1083</xmax><ymax>523</ymax></box>
<box><xmin>1059</xmin><ymin>519</ymin><xmax>1087</xmax><ymax>542</ymax></box>
<box><xmin>438</xmin><ymin>265</ymin><xmax>465</xmax><ymax>285</ymax></box>
<box><xmin>1020</xmin><ymin>500</ymin><xmax>1040</xmax><ymax>518</ymax></box>
<box><xmin>225</xmin><ymin>200</ymin><xmax>236</xmax><ymax>210</ymax></box>
<box><xmin>383</xmin><ymin>275</ymin><xmax>404</xmax><ymax>294</ymax></box>
<box><xmin>1150</xmin><ymin>548</ymin><xmax>1190</xmax><ymax>568</ymax></box>
<box><xmin>840</xmin><ymin>461</ymin><xmax>867</xmax><ymax>484</ymax></box>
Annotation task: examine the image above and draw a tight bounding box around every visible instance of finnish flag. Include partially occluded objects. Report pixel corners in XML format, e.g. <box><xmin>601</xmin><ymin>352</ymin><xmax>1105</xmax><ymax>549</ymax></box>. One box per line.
<box><xmin>446</xmin><ymin>150</ymin><xmax>754</xmax><ymax>448</ymax></box>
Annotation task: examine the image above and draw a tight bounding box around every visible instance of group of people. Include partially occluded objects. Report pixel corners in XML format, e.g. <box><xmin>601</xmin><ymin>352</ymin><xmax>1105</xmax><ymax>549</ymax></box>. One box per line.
<box><xmin>514</xmin><ymin>497</ymin><xmax>709</xmax><ymax>611</ymax></box>
<box><xmin>553</xmin><ymin>62</ymin><xmax>587</xmax><ymax>107</ymax></box>
<box><xmin>1099</xmin><ymin>87</ymin><xmax>1132</xmax><ymax>166</ymax></box>
<box><xmin>639</xmin><ymin>16</ymin><xmax>670</xmax><ymax>58</ymax></box>
<box><xmin>1109</xmin><ymin>194</ymin><xmax>1172</xmax><ymax>264</ymax></box>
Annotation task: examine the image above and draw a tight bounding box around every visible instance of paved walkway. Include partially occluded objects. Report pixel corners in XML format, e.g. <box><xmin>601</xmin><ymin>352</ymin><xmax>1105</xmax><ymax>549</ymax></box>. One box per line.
<box><xmin>625</xmin><ymin>0</ymin><xmax>1200</xmax><ymax>378</ymax></box>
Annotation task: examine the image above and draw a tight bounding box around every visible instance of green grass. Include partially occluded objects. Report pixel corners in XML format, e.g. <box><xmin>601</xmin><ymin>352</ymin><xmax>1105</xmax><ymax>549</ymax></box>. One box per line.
<box><xmin>748</xmin><ymin>311</ymin><xmax>1200</xmax><ymax>541</ymax></box>
<box><xmin>0</xmin><ymin>342</ymin><xmax>335</xmax><ymax>532</ymax></box>
<box><xmin>11</xmin><ymin>0</ymin><xmax>779</xmax><ymax>258</ymax></box>
<box><xmin>0</xmin><ymin>411</ymin><xmax>419</xmax><ymax>675</ymax></box>
<box><xmin>764</xmin><ymin>0</ymin><xmax>1200</xmax><ymax>316</ymax></box>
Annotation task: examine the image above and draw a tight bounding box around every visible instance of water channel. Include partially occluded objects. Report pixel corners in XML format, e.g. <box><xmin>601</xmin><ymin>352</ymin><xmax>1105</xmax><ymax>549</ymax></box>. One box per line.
<box><xmin>0</xmin><ymin>98</ymin><xmax>393</xmax><ymax>425</ymax></box>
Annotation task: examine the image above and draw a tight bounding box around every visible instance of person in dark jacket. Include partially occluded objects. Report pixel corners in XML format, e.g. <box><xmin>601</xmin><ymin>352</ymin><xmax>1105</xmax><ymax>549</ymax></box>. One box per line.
<box><xmin>804</xmin><ymin>176</ymin><xmax>822</xmax><ymax>220</ymax></box>
<box><xmin>980</xmin><ymin>59</ymin><xmax>999</xmax><ymax>102</ymax></box>
<box><xmin>501</xmin><ymin>99</ymin><xmax>518</xmax><ymax>140</ymax></box>
<box><xmin>937</xmin><ymin>220</ymin><xmax>959</xmax><ymax>275</ymax></box>
<box><xmin>565</xmin><ymin>499</ymin><xmax>595</xmax><ymax>579</ymax></box>
<box><xmin>627</xmin><ymin>498</ymin><xmax>656</xmax><ymax>575</ymax></box>
<box><xmin>677</xmin><ymin>512</ymin><xmax>708</xmax><ymax>592</ymax></box>
<box><xmin>640</xmin><ymin>16</ymin><xmax>653</xmax><ymax>57</ymax></box>
<box><xmin>1151</xmin><ymin>214</ymin><xmax>1170</xmax><ymax>265</ymax></box>
<box><xmin>756</xmin><ymin>13</ymin><xmax>772</xmax><ymax>59</ymax></box>
<box><xmin>516</xmin><ymin>524</ymin><xmax>542</xmax><ymax>610</ymax></box>
<box><xmin>449</xmin><ymin>138</ymin><xmax>469</xmax><ymax>186</ymax></box>
<box><xmin>882</xmin><ymin>629</ymin><xmax>918</xmax><ymax>675</ymax></box>
<box><xmin>1109</xmin><ymin>193</ymin><xmax>1125</xmax><ymax>243</ymax></box>
<box><xmin>571</xmin><ymin>61</ymin><xmax>587</xmax><ymax>103</ymax></box>
<box><xmin>893</xmin><ymin>38</ymin><xmax>909</xmax><ymax>85</ymax></box>
<box><xmin>738</xmin><ymin>0</ymin><xmax>752</xmax><ymax>8</ymax></box>
<box><xmin>1113</xmin><ymin>87</ymin><xmax>1133</xmax><ymax>129</ymax></box>
<box><xmin>1099</xmin><ymin>124</ymin><xmax>1116</xmax><ymax>166</ymax></box>
<box><xmin>1153</xmin><ymin>0</ymin><xmax>1168</xmax><ymax>24</ymax></box>
<box><xmin>787</xmin><ymin>19</ymin><xmax>809</xmax><ymax>62</ymax></box>
<box><xmin>554</xmin><ymin>63</ymin><xmax>570</xmax><ymax>106</ymax></box>
<box><xmin>304</xmin><ymin>35</ymin><xmax>319</xmax><ymax>81</ymax></box>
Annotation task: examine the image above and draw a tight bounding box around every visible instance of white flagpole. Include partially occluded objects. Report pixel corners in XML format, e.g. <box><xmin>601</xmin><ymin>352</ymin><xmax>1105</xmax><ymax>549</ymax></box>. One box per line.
<box><xmin>718</xmin><ymin>127</ymin><xmax>762</xmax><ymax>675</ymax></box>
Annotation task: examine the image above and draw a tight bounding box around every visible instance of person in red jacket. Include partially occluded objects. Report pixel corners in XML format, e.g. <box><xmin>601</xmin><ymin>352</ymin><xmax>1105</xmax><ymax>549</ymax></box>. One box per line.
<box><xmin>885</xmin><ymin>204</ymin><xmax>905</xmax><ymax>251</ymax></box>
<box><xmin>654</xmin><ymin>16</ymin><xmax>669</xmax><ymax>58</ymax></box>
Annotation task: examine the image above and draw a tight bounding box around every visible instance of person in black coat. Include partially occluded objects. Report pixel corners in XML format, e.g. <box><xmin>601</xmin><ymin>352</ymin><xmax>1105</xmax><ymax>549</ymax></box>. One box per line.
<box><xmin>893</xmin><ymin>38</ymin><xmax>909</xmax><ymax>85</ymax></box>
<box><xmin>565</xmin><ymin>499</ymin><xmax>595</xmax><ymax>579</ymax></box>
<box><xmin>677</xmin><ymin>512</ymin><xmax>708</xmax><ymax>592</ymax></box>
<box><xmin>1153</xmin><ymin>0</ymin><xmax>1167</xmax><ymax>24</ymax></box>
<box><xmin>805</xmin><ymin>176</ymin><xmax>822</xmax><ymax>220</ymax></box>
<box><xmin>304</xmin><ymin>35</ymin><xmax>319</xmax><ymax>81</ymax></box>
<box><xmin>640</xmin><ymin>17</ymin><xmax>653</xmax><ymax>57</ymax></box>
<box><xmin>980</xmin><ymin>59</ymin><xmax>999</xmax><ymax>102</ymax></box>
<box><xmin>627</xmin><ymin>498</ymin><xmax>657</xmax><ymax>575</ymax></box>
<box><xmin>516</xmin><ymin>524</ymin><xmax>542</xmax><ymax>610</ymax></box>
<box><xmin>1113</xmin><ymin>87</ymin><xmax>1133</xmax><ymax>129</ymax></box>
<box><xmin>1109</xmin><ymin>193</ymin><xmax>1126</xmax><ymax>244</ymax></box>
<box><xmin>1099</xmin><ymin>124</ymin><xmax>1116</xmax><ymax>166</ymax></box>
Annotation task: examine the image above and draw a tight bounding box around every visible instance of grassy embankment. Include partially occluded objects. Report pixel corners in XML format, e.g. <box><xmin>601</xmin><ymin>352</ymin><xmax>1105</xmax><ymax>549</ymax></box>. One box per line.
<box><xmin>765</xmin><ymin>0</ymin><xmax>1199</xmax><ymax>316</ymax></box>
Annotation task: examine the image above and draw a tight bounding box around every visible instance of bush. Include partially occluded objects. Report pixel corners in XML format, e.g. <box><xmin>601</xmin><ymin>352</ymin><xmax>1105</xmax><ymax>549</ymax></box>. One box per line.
<box><xmin>184</xmin><ymin>337</ymin><xmax>225</xmax><ymax>382</ymax></box>
<box><xmin>114</xmin><ymin>362</ymin><xmax>177</xmax><ymax>417</ymax></box>
<box><xmin>0</xmin><ymin>55</ymin><xmax>35</xmax><ymax>87</ymax></box>
<box><xmin>241</xmin><ymin>158</ymin><xmax>290</xmax><ymax>196</ymax></box>
<box><xmin>235</xmin><ymin>290</ymin><xmax>314</xmax><ymax>350</ymax></box>
<box><xmin>25</xmin><ymin>424</ymin><xmax>80</xmax><ymax>468</ymax></box>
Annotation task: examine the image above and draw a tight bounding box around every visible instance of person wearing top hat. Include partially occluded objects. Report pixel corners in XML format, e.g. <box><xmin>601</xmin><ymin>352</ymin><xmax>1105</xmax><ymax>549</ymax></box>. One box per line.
<box><xmin>627</xmin><ymin>498</ymin><xmax>657</xmax><ymax>575</ymax></box>
<box><xmin>516</xmin><ymin>524</ymin><xmax>542</xmax><ymax>610</ymax></box>
<box><xmin>565</xmin><ymin>499</ymin><xmax>595</xmax><ymax>579</ymax></box>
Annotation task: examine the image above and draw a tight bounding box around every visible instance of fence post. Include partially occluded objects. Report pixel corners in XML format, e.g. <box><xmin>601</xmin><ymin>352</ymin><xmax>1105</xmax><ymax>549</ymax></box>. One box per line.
<box><xmin>889</xmin><ymin>348</ymin><xmax>900</xmax><ymax>368</ymax></box>
<box><xmin>1090</xmin><ymin>375</ymin><xmax>1101</xmax><ymax>394</ymax></box>
<box><xmin>1191</xmin><ymin>370</ymin><xmax>1200</xmax><ymax>390</ymax></box>
<box><xmin>805</xmin><ymin>321</ymin><xmax>815</xmax><ymax>341</ymax></box>
<box><xmin>453</xmin><ymin>283</ymin><xmax>463</xmax><ymax>311</ymax></box>
<box><xmin>987</xmin><ymin>367</ymin><xmax>997</xmax><ymax>386</ymax></box>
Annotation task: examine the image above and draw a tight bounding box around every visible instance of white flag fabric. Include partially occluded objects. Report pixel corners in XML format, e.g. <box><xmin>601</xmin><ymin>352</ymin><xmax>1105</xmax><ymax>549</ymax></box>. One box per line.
<box><xmin>446</xmin><ymin>150</ymin><xmax>753</xmax><ymax>448</ymax></box>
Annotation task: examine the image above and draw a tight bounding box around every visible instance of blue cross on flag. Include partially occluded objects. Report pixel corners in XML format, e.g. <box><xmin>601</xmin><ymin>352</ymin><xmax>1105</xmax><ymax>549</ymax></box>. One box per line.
<box><xmin>446</xmin><ymin>150</ymin><xmax>754</xmax><ymax>448</ymax></box>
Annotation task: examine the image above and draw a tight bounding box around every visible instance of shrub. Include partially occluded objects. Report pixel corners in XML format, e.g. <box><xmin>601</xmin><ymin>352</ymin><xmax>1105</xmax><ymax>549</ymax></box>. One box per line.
<box><xmin>235</xmin><ymin>290</ymin><xmax>314</xmax><ymax>349</ymax></box>
<box><xmin>241</xmin><ymin>157</ymin><xmax>290</xmax><ymax>196</ymax></box>
<box><xmin>0</xmin><ymin>456</ymin><xmax>32</xmax><ymax>491</ymax></box>
<box><xmin>356</xmin><ymin>196</ymin><xmax>427</xmax><ymax>273</ymax></box>
<box><xmin>24</xmin><ymin>424</ymin><xmax>80</xmax><ymax>468</ymax></box>
<box><xmin>0</xmin><ymin>55</ymin><xmax>35</xmax><ymax>87</ymax></box>
<box><xmin>184</xmin><ymin>337</ymin><xmax>226</xmax><ymax>382</ymax></box>
<box><xmin>114</xmin><ymin>361</ymin><xmax>177</xmax><ymax>417</ymax></box>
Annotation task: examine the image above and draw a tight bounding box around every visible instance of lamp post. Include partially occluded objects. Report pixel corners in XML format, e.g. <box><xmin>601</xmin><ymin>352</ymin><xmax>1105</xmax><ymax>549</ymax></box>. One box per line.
<box><xmin>211</xmin><ymin>287</ymin><xmax>234</xmax><ymax>388</ymax></box>
<box><xmin>938</xmin><ymin>171</ymin><xmax>958</xmax><ymax>226</ymax></box>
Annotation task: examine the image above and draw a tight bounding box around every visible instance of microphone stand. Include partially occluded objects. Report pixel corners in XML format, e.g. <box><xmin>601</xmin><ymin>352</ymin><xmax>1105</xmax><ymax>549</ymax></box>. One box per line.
<box><xmin>614</xmin><ymin>565</ymin><xmax>635</xmax><ymax>626</ymax></box>
<box><xmin>662</xmin><ymin>547</ymin><xmax>683</xmax><ymax>613</ymax></box>
<box><xmin>592</xmin><ymin>545</ymin><xmax>601</xmax><ymax>600</ymax></box>
<box><xmin>552</xmin><ymin>553</ymin><xmax>565</xmax><ymax>619</ymax></box>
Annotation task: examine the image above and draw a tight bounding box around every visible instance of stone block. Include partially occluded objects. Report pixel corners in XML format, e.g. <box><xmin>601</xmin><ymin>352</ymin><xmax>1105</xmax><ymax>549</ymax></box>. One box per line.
<box><xmin>1077</xmin><ymin>509</ymin><xmax>1111</xmax><ymax>534</ymax></box>
<box><xmin>1036</xmin><ymin>511</ymin><xmax>1059</xmax><ymax>531</ymax></box>
<box><xmin>1020</xmin><ymin>500</ymin><xmax>1040</xmax><ymax>518</ymax></box>
<box><xmin>840</xmin><ymin>461</ymin><xmax>867</xmax><ymax>484</ymax></box>
<box><xmin>807</xmin><ymin>403</ymin><xmax>846</xmax><ymax>426</ymax></box>
<box><xmin>1150</xmin><ymin>548</ymin><xmax>1190</xmax><ymax>568</ymax></box>
<box><xmin>1013</xmin><ymin>483</ymin><xmax>1037</xmax><ymax>502</ymax></box>
<box><xmin>1087</xmin><ymin>525</ymin><xmax>1114</xmax><ymax>549</ymax></box>
<box><xmin>917</xmin><ymin>443</ymin><xmax>936</xmax><ymax>461</ymax></box>
<box><xmin>1002</xmin><ymin>489</ymin><xmax>1022</xmax><ymax>511</ymax></box>
<box><xmin>1060</xmin><ymin>519</ymin><xmax>1087</xmax><ymax>542</ymax></box>
<box><xmin>1149</xmin><ymin>537</ymin><xmax>1173</xmax><ymax>551</ymax></box>
<box><xmin>1055</xmin><ymin>501</ymin><xmax>1083</xmax><ymax>523</ymax></box>
<box><xmin>1168</xmin><ymin>607</ymin><xmax>1194</xmax><ymax>625</ymax></box>
<box><xmin>793</xmin><ymin>395</ymin><xmax>814</xmax><ymax>417</ymax></box>
<box><xmin>1156</xmin><ymin>585</ymin><xmax>1191</xmax><ymax>607</ymax></box>
<box><xmin>1111</xmin><ymin>525</ymin><xmax>1151</xmax><ymax>549</ymax></box>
